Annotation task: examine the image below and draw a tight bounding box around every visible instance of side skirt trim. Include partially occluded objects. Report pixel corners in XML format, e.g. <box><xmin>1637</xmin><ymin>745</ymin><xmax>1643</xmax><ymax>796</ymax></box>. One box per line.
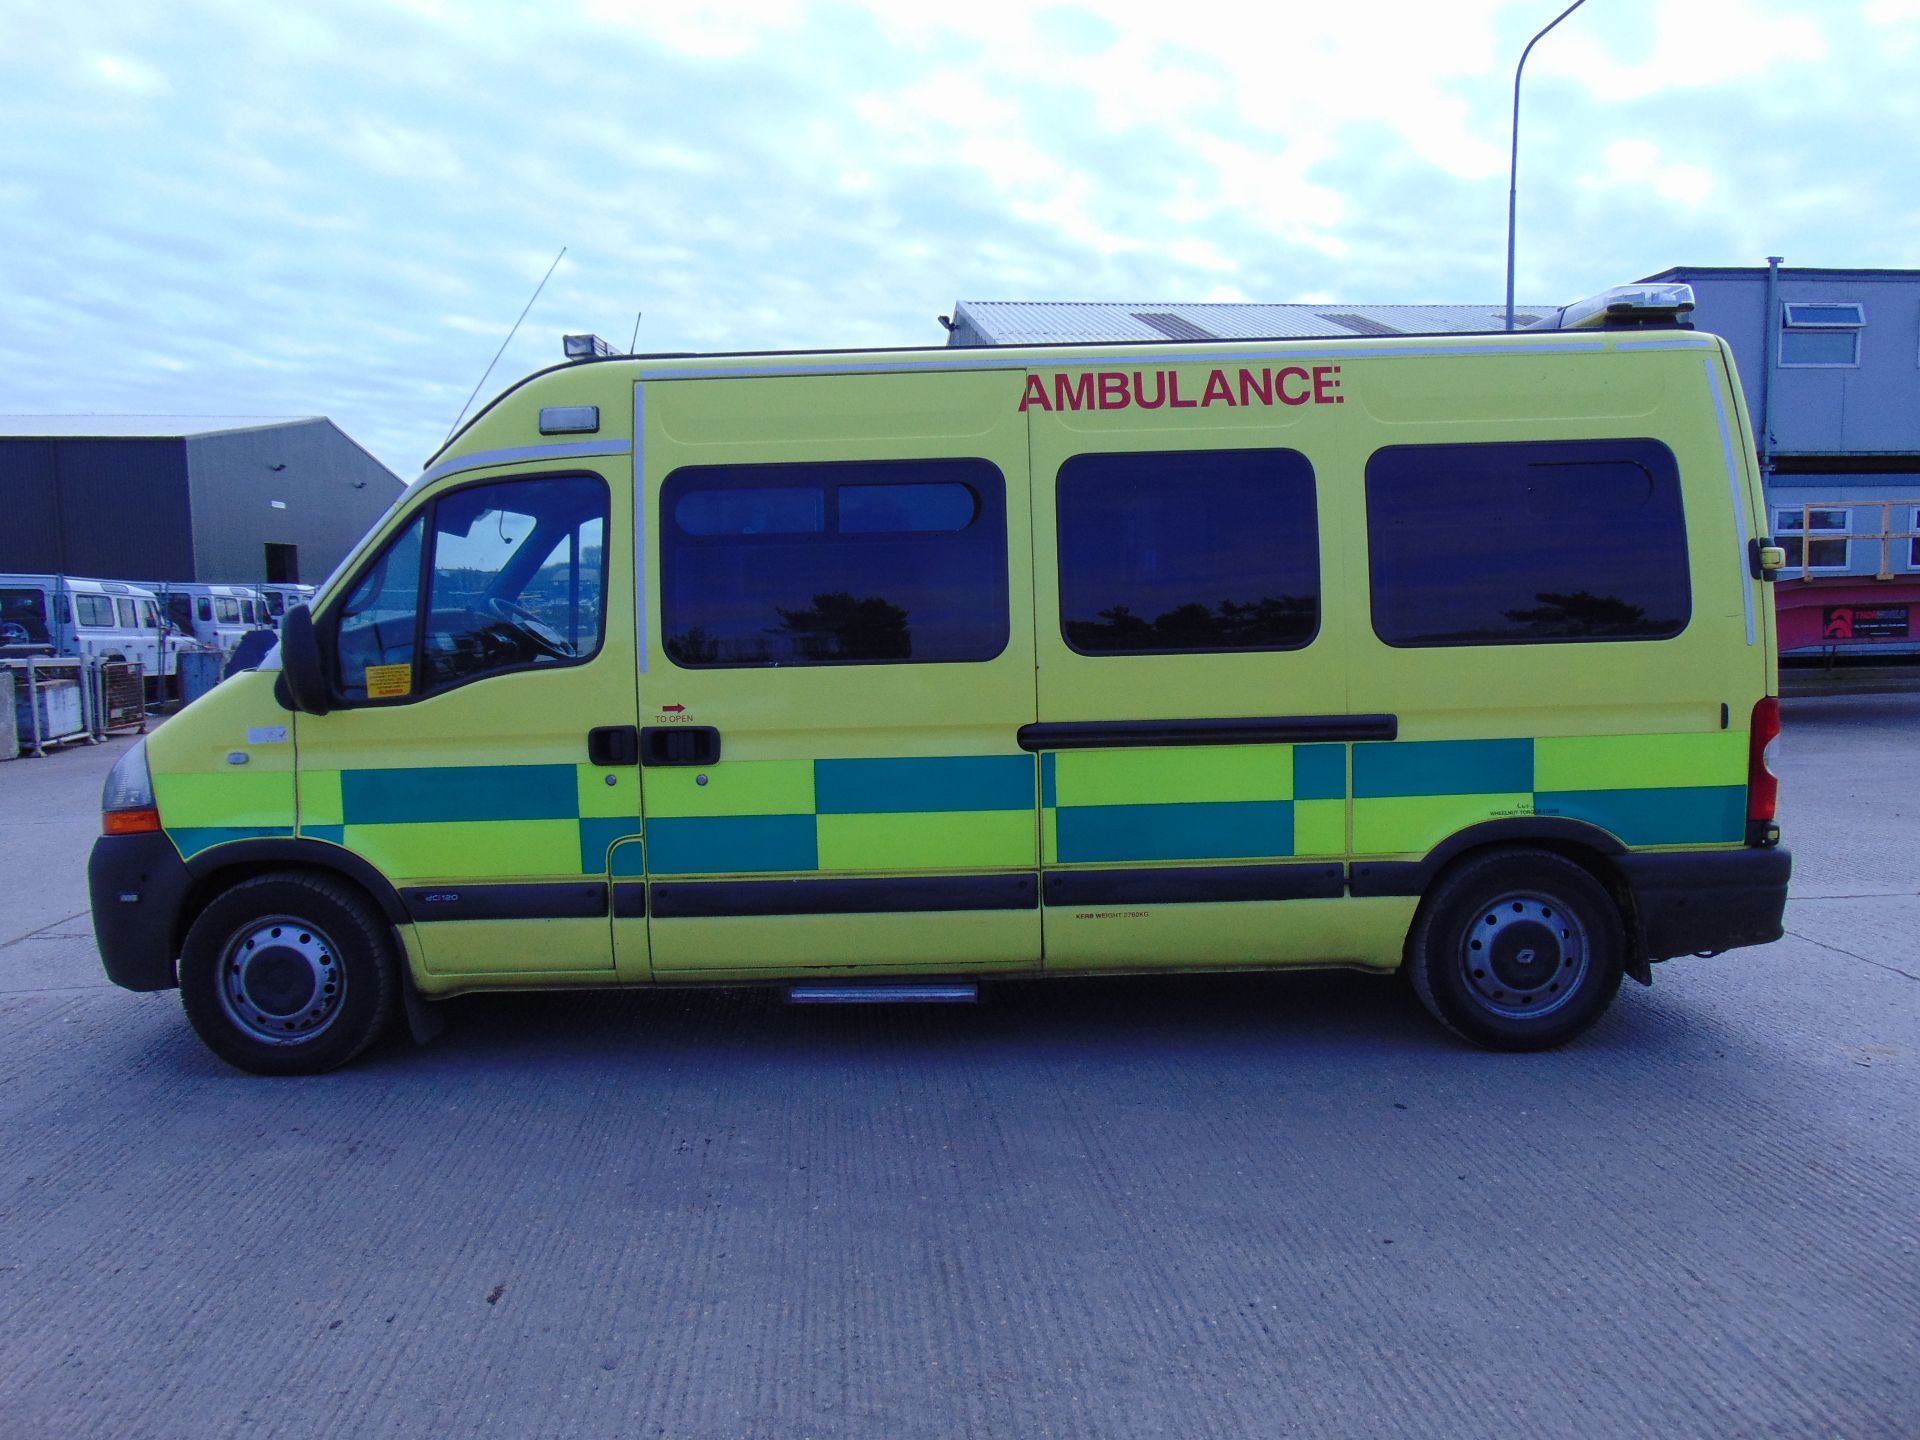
<box><xmin>1045</xmin><ymin>864</ymin><xmax>1345</xmax><ymax>907</ymax></box>
<box><xmin>401</xmin><ymin>882</ymin><xmax>608</xmax><ymax>922</ymax></box>
<box><xmin>651</xmin><ymin>874</ymin><xmax>1037</xmax><ymax>919</ymax></box>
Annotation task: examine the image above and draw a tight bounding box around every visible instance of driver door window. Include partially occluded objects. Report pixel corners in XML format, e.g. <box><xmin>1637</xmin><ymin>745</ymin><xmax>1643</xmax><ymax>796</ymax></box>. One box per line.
<box><xmin>334</xmin><ymin>473</ymin><xmax>608</xmax><ymax>704</ymax></box>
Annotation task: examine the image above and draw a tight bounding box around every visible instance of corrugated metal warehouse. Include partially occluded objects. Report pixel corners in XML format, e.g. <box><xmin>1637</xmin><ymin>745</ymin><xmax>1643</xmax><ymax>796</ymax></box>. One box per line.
<box><xmin>0</xmin><ymin>416</ymin><xmax>402</xmax><ymax>584</ymax></box>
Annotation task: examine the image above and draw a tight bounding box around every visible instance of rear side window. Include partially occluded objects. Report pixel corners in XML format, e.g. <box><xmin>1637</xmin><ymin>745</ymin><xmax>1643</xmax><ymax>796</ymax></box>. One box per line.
<box><xmin>1366</xmin><ymin>439</ymin><xmax>1690</xmax><ymax>647</ymax></box>
<box><xmin>76</xmin><ymin>595</ymin><xmax>114</xmax><ymax>627</ymax></box>
<box><xmin>215</xmin><ymin>597</ymin><xmax>240</xmax><ymax>624</ymax></box>
<box><xmin>1056</xmin><ymin>448</ymin><xmax>1319</xmax><ymax>654</ymax></box>
<box><xmin>661</xmin><ymin>460</ymin><xmax>1008</xmax><ymax>667</ymax></box>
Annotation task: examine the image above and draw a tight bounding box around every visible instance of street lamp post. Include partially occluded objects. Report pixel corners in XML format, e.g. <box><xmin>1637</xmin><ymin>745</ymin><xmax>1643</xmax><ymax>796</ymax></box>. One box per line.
<box><xmin>1505</xmin><ymin>0</ymin><xmax>1588</xmax><ymax>330</ymax></box>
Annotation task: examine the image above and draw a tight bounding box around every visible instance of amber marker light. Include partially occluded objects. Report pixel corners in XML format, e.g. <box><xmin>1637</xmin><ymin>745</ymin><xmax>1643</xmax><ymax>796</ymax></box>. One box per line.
<box><xmin>103</xmin><ymin>807</ymin><xmax>162</xmax><ymax>836</ymax></box>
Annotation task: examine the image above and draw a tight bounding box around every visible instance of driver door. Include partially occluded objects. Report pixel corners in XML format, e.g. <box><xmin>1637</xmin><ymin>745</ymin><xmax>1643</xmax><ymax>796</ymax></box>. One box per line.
<box><xmin>294</xmin><ymin>467</ymin><xmax>643</xmax><ymax>983</ymax></box>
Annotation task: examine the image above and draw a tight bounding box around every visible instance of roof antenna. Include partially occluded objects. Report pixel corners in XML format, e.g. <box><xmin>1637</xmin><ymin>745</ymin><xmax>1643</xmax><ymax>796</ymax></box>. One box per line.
<box><xmin>629</xmin><ymin>310</ymin><xmax>643</xmax><ymax>355</ymax></box>
<box><xmin>443</xmin><ymin>246</ymin><xmax>567</xmax><ymax>447</ymax></box>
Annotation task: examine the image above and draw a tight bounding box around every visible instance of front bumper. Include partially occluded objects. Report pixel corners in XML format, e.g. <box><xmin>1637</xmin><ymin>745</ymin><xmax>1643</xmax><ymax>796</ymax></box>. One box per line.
<box><xmin>89</xmin><ymin>832</ymin><xmax>192</xmax><ymax>991</ymax></box>
<box><xmin>1617</xmin><ymin>846</ymin><xmax>1792</xmax><ymax>961</ymax></box>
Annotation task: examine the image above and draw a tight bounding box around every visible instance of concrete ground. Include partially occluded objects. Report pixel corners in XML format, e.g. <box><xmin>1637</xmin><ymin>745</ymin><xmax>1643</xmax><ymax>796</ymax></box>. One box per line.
<box><xmin>0</xmin><ymin>698</ymin><xmax>1914</xmax><ymax>1439</ymax></box>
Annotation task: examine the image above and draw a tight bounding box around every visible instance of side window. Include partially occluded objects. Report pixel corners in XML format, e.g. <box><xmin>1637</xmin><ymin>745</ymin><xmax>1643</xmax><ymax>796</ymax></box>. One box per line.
<box><xmin>215</xmin><ymin>597</ymin><xmax>241</xmax><ymax>624</ymax></box>
<box><xmin>1056</xmin><ymin>448</ymin><xmax>1319</xmax><ymax>654</ymax></box>
<box><xmin>1367</xmin><ymin>439</ymin><xmax>1690</xmax><ymax>647</ymax></box>
<box><xmin>1910</xmin><ymin>507</ymin><xmax>1920</xmax><ymax>570</ymax></box>
<box><xmin>1775</xmin><ymin>507</ymin><xmax>1850</xmax><ymax>571</ymax></box>
<box><xmin>115</xmin><ymin>597</ymin><xmax>140</xmax><ymax>628</ymax></box>
<box><xmin>423</xmin><ymin>474</ymin><xmax>607</xmax><ymax>688</ymax></box>
<box><xmin>661</xmin><ymin>459</ymin><xmax>1008</xmax><ymax>667</ymax></box>
<box><xmin>139</xmin><ymin>600</ymin><xmax>159</xmax><ymax>628</ymax></box>
<box><xmin>335</xmin><ymin>517</ymin><xmax>425</xmax><ymax>699</ymax></box>
<box><xmin>76</xmin><ymin>595</ymin><xmax>114</xmax><ymax>627</ymax></box>
<box><xmin>197</xmin><ymin>598</ymin><xmax>211</xmax><ymax>622</ymax></box>
<box><xmin>332</xmin><ymin>473</ymin><xmax>609</xmax><ymax>704</ymax></box>
<box><xmin>1780</xmin><ymin>302</ymin><xmax>1863</xmax><ymax>367</ymax></box>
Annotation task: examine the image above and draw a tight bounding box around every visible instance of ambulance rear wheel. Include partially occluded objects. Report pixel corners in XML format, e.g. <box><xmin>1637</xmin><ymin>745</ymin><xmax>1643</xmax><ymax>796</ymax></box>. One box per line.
<box><xmin>1407</xmin><ymin>848</ymin><xmax>1625</xmax><ymax>1051</ymax></box>
<box><xmin>179</xmin><ymin>871</ymin><xmax>399</xmax><ymax>1075</ymax></box>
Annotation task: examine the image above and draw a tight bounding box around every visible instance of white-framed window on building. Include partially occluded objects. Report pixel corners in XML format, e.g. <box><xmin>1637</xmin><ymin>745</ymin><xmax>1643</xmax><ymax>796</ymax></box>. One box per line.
<box><xmin>1909</xmin><ymin>506</ymin><xmax>1920</xmax><ymax>569</ymax></box>
<box><xmin>1780</xmin><ymin>301</ymin><xmax>1864</xmax><ymax>367</ymax></box>
<box><xmin>1776</xmin><ymin>506</ymin><xmax>1851</xmax><ymax>571</ymax></box>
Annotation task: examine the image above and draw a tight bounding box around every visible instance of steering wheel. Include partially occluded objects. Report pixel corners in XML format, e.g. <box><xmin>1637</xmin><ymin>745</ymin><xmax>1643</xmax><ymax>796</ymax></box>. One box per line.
<box><xmin>485</xmin><ymin>596</ymin><xmax>578</xmax><ymax>658</ymax></box>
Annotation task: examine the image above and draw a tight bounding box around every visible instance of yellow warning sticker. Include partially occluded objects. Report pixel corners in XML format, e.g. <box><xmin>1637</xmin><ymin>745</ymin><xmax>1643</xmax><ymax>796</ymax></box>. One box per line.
<box><xmin>365</xmin><ymin>663</ymin><xmax>413</xmax><ymax>699</ymax></box>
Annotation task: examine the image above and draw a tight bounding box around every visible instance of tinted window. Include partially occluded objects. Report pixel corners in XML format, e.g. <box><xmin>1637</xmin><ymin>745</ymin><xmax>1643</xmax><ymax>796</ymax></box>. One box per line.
<box><xmin>1367</xmin><ymin>439</ymin><xmax>1690</xmax><ymax>647</ymax></box>
<box><xmin>661</xmin><ymin>460</ymin><xmax>1008</xmax><ymax>668</ymax></box>
<box><xmin>1057</xmin><ymin>448</ymin><xmax>1319</xmax><ymax>654</ymax></box>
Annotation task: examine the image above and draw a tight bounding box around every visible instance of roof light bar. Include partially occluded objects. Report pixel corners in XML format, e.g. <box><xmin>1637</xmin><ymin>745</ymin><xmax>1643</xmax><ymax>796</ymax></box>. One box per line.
<box><xmin>563</xmin><ymin>333</ymin><xmax>615</xmax><ymax>361</ymax></box>
<box><xmin>1525</xmin><ymin>283</ymin><xmax>1696</xmax><ymax>332</ymax></box>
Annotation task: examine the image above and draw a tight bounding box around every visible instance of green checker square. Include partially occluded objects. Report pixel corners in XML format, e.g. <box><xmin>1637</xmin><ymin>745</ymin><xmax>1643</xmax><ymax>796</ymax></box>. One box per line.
<box><xmin>577</xmin><ymin>764</ymin><xmax>639</xmax><ymax>819</ymax></box>
<box><xmin>1055</xmin><ymin>745</ymin><xmax>1291</xmax><ymax>807</ymax></box>
<box><xmin>647</xmin><ymin>759</ymin><xmax>814</xmax><ymax>818</ymax></box>
<box><xmin>298</xmin><ymin>768</ymin><xmax>344</xmax><ymax>827</ymax></box>
<box><xmin>1292</xmin><ymin>798</ymin><xmax>1346</xmax><ymax>856</ymax></box>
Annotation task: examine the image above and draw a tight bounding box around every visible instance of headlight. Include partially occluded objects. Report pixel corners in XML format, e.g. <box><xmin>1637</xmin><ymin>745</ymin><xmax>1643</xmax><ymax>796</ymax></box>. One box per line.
<box><xmin>101</xmin><ymin>739</ymin><xmax>160</xmax><ymax>834</ymax></box>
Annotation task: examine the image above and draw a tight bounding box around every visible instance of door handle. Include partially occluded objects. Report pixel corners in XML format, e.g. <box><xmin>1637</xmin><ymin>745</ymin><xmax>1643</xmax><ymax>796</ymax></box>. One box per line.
<box><xmin>641</xmin><ymin>725</ymin><xmax>721</xmax><ymax>766</ymax></box>
<box><xmin>587</xmin><ymin>725</ymin><xmax>640</xmax><ymax>766</ymax></box>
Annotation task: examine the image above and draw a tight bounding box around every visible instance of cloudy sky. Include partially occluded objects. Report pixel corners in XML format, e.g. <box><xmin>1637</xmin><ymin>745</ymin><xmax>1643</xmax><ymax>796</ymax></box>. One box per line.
<box><xmin>3</xmin><ymin>0</ymin><xmax>1915</xmax><ymax>476</ymax></box>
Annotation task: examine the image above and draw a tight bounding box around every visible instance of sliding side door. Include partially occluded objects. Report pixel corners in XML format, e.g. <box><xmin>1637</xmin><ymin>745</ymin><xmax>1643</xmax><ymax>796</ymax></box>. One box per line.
<box><xmin>633</xmin><ymin>367</ymin><xmax>1042</xmax><ymax>979</ymax></box>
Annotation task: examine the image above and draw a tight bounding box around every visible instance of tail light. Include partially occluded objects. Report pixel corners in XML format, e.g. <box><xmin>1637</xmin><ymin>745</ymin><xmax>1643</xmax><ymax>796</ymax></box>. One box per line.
<box><xmin>1747</xmin><ymin>696</ymin><xmax>1781</xmax><ymax>839</ymax></box>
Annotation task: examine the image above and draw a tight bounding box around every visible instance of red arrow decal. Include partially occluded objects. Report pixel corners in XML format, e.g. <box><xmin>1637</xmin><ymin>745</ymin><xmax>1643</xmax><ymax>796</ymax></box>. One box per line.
<box><xmin>660</xmin><ymin>703</ymin><xmax>685</xmax><ymax>713</ymax></box>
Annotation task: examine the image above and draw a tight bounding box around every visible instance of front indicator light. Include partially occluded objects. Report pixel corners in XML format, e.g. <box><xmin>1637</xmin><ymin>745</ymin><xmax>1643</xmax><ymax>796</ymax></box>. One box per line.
<box><xmin>103</xmin><ymin>807</ymin><xmax>162</xmax><ymax>836</ymax></box>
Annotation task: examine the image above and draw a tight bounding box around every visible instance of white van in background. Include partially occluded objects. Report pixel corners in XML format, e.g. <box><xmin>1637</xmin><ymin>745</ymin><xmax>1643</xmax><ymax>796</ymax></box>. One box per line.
<box><xmin>0</xmin><ymin>574</ymin><xmax>179</xmax><ymax>679</ymax></box>
<box><xmin>259</xmin><ymin>583</ymin><xmax>316</xmax><ymax>624</ymax></box>
<box><xmin>152</xmin><ymin>583</ymin><xmax>274</xmax><ymax>655</ymax></box>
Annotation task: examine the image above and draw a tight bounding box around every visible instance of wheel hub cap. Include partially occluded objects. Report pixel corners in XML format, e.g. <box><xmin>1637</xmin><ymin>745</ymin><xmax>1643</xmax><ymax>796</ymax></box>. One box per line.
<box><xmin>218</xmin><ymin>918</ymin><xmax>345</xmax><ymax>1045</ymax></box>
<box><xmin>1462</xmin><ymin>895</ymin><xmax>1589</xmax><ymax>1018</ymax></box>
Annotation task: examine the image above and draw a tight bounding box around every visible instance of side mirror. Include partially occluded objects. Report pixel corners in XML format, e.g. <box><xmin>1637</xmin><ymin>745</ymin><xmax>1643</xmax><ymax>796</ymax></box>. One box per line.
<box><xmin>273</xmin><ymin>604</ymin><xmax>333</xmax><ymax>715</ymax></box>
<box><xmin>1749</xmin><ymin>537</ymin><xmax>1787</xmax><ymax>581</ymax></box>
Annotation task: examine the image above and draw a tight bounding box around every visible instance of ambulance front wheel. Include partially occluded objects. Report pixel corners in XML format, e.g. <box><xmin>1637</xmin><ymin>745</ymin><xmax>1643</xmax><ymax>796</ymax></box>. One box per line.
<box><xmin>179</xmin><ymin>871</ymin><xmax>400</xmax><ymax>1075</ymax></box>
<box><xmin>1406</xmin><ymin>848</ymin><xmax>1625</xmax><ymax>1051</ymax></box>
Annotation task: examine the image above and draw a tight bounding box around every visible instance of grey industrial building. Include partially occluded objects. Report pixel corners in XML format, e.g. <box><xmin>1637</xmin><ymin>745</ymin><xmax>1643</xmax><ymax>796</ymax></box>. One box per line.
<box><xmin>0</xmin><ymin>416</ymin><xmax>402</xmax><ymax>586</ymax></box>
<box><xmin>946</xmin><ymin>264</ymin><xmax>1920</xmax><ymax>654</ymax></box>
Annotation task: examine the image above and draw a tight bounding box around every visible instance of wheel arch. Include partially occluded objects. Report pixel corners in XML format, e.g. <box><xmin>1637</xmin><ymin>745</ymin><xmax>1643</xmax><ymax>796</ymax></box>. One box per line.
<box><xmin>1354</xmin><ymin>818</ymin><xmax>1650</xmax><ymax>985</ymax></box>
<box><xmin>175</xmin><ymin>838</ymin><xmax>408</xmax><ymax>958</ymax></box>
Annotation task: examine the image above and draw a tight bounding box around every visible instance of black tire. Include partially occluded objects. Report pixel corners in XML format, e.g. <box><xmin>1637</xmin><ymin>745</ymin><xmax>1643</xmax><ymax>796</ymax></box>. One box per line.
<box><xmin>179</xmin><ymin>871</ymin><xmax>399</xmax><ymax>1075</ymax></box>
<box><xmin>1406</xmin><ymin>847</ymin><xmax>1626</xmax><ymax>1051</ymax></box>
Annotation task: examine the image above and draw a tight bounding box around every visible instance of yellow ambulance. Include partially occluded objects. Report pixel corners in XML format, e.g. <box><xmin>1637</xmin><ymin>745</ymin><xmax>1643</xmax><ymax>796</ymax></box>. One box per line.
<box><xmin>89</xmin><ymin>292</ymin><xmax>1792</xmax><ymax>1072</ymax></box>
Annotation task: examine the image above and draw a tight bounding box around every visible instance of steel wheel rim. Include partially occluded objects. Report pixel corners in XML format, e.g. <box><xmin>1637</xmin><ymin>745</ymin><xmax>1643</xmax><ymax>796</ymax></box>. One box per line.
<box><xmin>216</xmin><ymin>915</ymin><xmax>347</xmax><ymax>1045</ymax></box>
<box><xmin>1459</xmin><ymin>891</ymin><xmax>1589</xmax><ymax>1020</ymax></box>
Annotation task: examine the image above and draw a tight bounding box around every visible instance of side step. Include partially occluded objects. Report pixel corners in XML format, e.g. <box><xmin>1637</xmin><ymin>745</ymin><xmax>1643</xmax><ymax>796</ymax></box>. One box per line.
<box><xmin>787</xmin><ymin>983</ymin><xmax>979</xmax><ymax>1005</ymax></box>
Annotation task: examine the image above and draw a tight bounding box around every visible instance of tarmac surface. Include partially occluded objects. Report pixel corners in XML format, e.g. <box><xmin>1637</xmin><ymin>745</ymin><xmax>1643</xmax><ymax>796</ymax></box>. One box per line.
<box><xmin>0</xmin><ymin>695</ymin><xmax>1915</xmax><ymax>1438</ymax></box>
